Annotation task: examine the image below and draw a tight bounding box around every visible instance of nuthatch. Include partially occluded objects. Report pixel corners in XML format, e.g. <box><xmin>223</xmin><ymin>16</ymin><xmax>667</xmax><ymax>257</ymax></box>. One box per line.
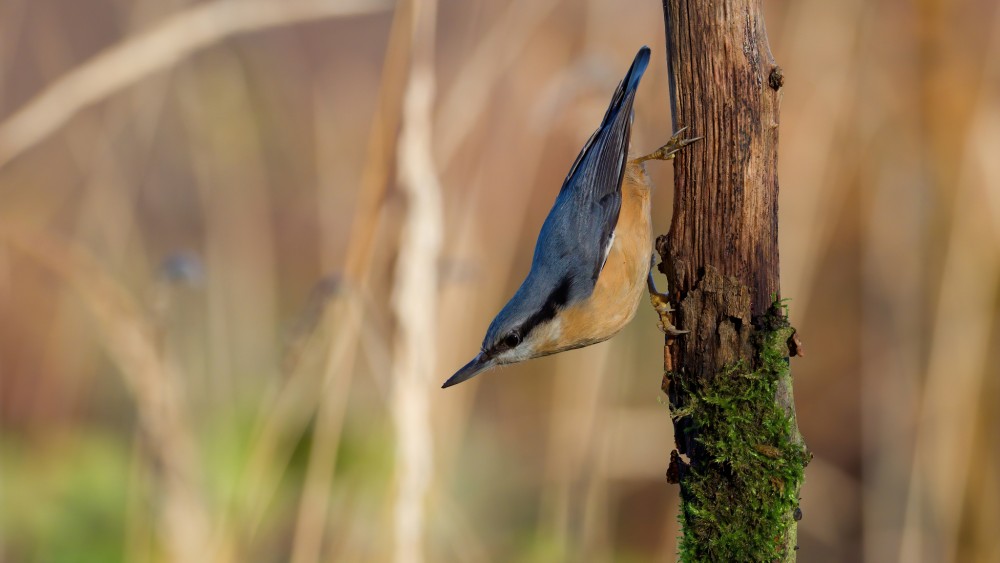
<box><xmin>442</xmin><ymin>46</ymin><xmax>698</xmax><ymax>388</ymax></box>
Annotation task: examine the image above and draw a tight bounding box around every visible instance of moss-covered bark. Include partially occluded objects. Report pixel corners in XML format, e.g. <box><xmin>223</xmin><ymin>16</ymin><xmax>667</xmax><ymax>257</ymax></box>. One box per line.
<box><xmin>654</xmin><ymin>262</ymin><xmax>807</xmax><ymax>561</ymax></box>
<box><xmin>668</xmin><ymin>303</ymin><xmax>808</xmax><ymax>562</ymax></box>
<box><xmin>657</xmin><ymin>0</ymin><xmax>804</xmax><ymax>558</ymax></box>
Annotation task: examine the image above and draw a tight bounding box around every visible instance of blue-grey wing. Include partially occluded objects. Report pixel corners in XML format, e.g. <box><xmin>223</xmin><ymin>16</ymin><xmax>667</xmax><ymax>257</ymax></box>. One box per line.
<box><xmin>533</xmin><ymin>46</ymin><xmax>650</xmax><ymax>304</ymax></box>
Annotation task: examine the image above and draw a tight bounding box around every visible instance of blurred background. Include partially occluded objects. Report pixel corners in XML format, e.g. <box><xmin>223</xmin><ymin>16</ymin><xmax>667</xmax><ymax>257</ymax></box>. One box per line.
<box><xmin>0</xmin><ymin>0</ymin><xmax>998</xmax><ymax>561</ymax></box>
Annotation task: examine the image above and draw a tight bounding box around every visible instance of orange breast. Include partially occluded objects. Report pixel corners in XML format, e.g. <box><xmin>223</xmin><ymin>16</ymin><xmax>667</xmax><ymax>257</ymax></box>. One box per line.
<box><xmin>550</xmin><ymin>161</ymin><xmax>653</xmax><ymax>351</ymax></box>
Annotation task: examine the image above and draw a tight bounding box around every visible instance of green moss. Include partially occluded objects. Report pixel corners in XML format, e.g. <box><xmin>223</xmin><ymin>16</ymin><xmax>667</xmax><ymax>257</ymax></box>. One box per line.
<box><xmin>673</xmin><ymin>309</ymin><xmax>808</xmax><ymax>562</ymax></box>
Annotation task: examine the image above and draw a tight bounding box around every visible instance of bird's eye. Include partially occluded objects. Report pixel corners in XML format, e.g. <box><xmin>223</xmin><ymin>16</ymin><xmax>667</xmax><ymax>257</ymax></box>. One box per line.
<box><xmin>503</xmin><ymin>331</ymin><xmax>521</xmax><ymax>348</ymax></box>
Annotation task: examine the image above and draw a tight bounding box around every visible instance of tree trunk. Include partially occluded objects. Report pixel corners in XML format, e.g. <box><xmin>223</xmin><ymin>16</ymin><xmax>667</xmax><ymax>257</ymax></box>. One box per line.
<box><xmin>658</xmin><ymin>1</ymin><xmax>808</xmax><ymax>561</ymax></box>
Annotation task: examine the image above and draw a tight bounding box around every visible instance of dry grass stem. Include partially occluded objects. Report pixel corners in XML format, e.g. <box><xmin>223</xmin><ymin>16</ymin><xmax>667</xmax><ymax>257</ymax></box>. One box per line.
<box><xmin>0</xmin><ymin>228</ymin><xmax>213</xmax><ymax>563</ymax></box>
<box><xmin>776</xmin><ymin>0</ymin><xmax>863</xmax><ymax>318</ymax></box>
<box><xmin>289</xmin><ymin>297</ymin><xmax>363</xmax><ymax>563</ymax></box>
<box><xmin>857</xmin><ymin>4</ymin><xmax>925</xmax><ymax>559</ymax></box>
<box><xmin>434</xmin><ymin>0</ymin><xmax>563</xmax><ymax>170</ymax></box>
<box><xmin>283</xmin><ymin>2</ymin><xmax>417</xmax><ymax>560</ymax></box>
<box><xmin>232</xmin><ymin>1</ymin><xmax>414</xmax><ymax>545</ymax></box>
<box><xmin>901</xmin><ymin>7</ymin><xmax>1000</xmax><ymax>557</ymax></box>
<box><xmin>901</xmin><ymin>153</ymin><xmax>999</xmax><ymax>561</ymax></box>
<box><xmin>0</xmin><ymin>0</ymin><xmax>392</xmax><ymax>168</ymax></box>
<box><xmin>390</xmin><ymin>0</ymin><xmax>442</xmax><ymax>561</ymax></box>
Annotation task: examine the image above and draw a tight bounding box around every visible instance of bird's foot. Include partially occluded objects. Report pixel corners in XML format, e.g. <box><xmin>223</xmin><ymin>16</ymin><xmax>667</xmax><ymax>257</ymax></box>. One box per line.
<box><xmin>633</xmin><ymin>127</ymin><xmax>702</xmax><ymax>164</ymax></box>
<box><xmin>647</xmin><ymin>255</ymin><xmax>687</xmax><ymax>337</ymax></box>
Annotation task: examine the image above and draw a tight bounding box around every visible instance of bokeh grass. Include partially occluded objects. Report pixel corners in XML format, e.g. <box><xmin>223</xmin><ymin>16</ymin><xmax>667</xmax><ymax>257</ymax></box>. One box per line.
<box><xmin>1</xmin><ymin>0</ymin><xmax>999</xmax><ymax>561</ymax></box>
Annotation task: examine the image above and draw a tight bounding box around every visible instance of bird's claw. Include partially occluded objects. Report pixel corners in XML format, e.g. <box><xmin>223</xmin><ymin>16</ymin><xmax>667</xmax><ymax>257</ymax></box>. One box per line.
<box><xmin>652</xmin><ymin>296</ymin><xmax>688</xmax><ymax>336</ymax></box>
<box><xmin>647</xmin><ymin>255</ymin><xmax>687</xmax><ymax>337</ymax></box>
<box><xmin>634</xmin><ymin>127</ymin><xmax>703</xmax><ymax>164</ymax></box>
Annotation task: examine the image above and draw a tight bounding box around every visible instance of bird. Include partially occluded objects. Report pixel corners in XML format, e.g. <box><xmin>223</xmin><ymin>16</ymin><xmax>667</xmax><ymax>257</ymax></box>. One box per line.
<box><xmin>442</xmin><ymin>46</ymin><xmax>698</xmax><ymax>389</ymax></box>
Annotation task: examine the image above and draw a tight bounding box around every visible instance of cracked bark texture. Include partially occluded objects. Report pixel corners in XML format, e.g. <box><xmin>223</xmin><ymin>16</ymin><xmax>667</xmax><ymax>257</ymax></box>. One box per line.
<box><xmin>658</xmin><ymin>0</ymin><xmax>804</xmax><ymax>560</ymax></box>
<box><xmin>661</xmin><ymin>0</ymin><xmax>780</xmax><ymax>316</ymax></box>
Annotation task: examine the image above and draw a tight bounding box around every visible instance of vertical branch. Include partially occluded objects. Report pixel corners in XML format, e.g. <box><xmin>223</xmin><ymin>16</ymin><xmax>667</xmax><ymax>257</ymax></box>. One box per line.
<box><xmin>391</xmin><ymin>0</ymin><xmax>441</xmax><ymax>561</ymax></box>
<box><xmin>659</xmin><ymin>0</ymin><xmax>807</xmax><ymax>560</ymax></box>
<box><xmin>661</xmin><ymin>0</ymin><xmax>780</xmax><ymax>314</ymax></box>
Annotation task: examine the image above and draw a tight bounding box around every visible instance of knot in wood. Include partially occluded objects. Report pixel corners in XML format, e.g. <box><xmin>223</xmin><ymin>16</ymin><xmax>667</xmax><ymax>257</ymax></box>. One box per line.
<box><xmin>768</xmin><ymin>66</ymin><xmax>784</xmax><ymax>90</ymax></box>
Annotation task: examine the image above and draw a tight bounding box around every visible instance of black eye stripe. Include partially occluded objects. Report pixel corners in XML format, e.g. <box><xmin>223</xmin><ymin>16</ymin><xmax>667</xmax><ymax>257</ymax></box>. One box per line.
<box><xmin>521</xmin><ymin>277</ymin><xmax>572</xmax><ymax>334</ymax></box>
<box><xmin>490</xmin><ymin>278</ymin><xmax>572</xmax><ymax>355</ymax></box>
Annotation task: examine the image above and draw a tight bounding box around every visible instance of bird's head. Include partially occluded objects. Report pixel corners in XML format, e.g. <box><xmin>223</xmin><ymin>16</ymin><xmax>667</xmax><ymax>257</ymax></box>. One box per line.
<box><xmin>441</xmin><ymin>278</ymin><xmax>570</xmax><ymax>388</ymax></box>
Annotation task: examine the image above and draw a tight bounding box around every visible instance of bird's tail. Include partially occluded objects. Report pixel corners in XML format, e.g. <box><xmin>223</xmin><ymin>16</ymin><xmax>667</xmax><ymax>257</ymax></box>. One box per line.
<box><xmin>601</xmin><ymin>46</ymin><xmax>650</xmax><ymax>127</ymax></box>
<box><xmin>625</xmin><ymin>46</ymin><xmax>651</xmax><ymax>94</ymax></box>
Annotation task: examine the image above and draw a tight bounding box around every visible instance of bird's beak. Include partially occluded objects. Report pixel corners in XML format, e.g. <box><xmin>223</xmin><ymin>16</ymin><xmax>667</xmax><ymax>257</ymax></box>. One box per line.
<box><xmin>442</xmin><ymin>353</ymin><xmax>494</xmax><ymax>388</ymax></box>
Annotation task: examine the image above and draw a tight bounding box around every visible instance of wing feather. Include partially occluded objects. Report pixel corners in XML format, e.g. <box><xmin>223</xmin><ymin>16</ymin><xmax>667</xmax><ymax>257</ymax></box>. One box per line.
<box><xmin>532</xmin><ymin>46</ymin><xmax>650</xmax><ymax>304</ymax></box>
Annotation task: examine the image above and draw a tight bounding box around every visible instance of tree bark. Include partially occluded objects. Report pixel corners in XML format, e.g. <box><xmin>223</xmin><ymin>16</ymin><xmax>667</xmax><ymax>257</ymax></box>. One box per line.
<box><xmin>658</xmin><ymin>1</ymin><xmax>807</xmax><ymax>561</ymax></box>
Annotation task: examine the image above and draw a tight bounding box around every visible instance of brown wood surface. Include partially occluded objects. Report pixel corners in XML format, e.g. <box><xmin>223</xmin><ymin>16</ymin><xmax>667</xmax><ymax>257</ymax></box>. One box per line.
<box><xmin>658</xmin><ymin>0</ymin><xmax>785</xmax><ymax>423</ymax></box>
<box><xmin>660</xmin><ymin>0</ymin><xmax>781</xmax><ymax>319</ymax></box>
<box><xmin>658</xmin><ymin>0</ymin><xmax>802</xmax><ymax>559</ymax></box>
